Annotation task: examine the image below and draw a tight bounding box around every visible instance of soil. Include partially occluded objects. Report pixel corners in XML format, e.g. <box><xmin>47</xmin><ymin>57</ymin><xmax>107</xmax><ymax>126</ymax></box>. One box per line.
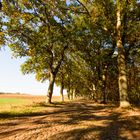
<box><xmin>0</xmin><ymin>101</ymin><xmax>140</xmax><ymax>140</ymax></box>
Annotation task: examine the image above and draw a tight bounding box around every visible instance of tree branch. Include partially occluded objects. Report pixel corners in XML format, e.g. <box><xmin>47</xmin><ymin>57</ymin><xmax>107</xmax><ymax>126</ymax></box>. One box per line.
<box><xmin>76</xmin><ymin>0</ymin><xmax>91</xmax><ymax>17</ymax></box>
<box><xmin>0</xmin><ymin>1</ymin><xmax>2</xmax><ymax>10</ymax></box>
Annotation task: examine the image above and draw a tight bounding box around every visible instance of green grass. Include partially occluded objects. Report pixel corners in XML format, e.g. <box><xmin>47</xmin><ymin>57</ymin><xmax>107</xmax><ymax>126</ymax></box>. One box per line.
<box><xmin>0</xmin><ymin>98</ymin><xmax>30</xmax><ymax>106</ymax></box>
<box><xmin>0</xmin><ymin>98</ymin><xmax>32</xmax><ymax>116</ymax></box>
<box><xmin>0</xmin><ymin>98</ymin><xmax>64</xmax><ymax>120</ymax></box>
<box><xmin>0</xmin><ymin>97</ymin><xmax>68</xmax><ymax>122</ymax></box>
<box><xmin>0</xmin><ymin>99</ymin><xmax>46</xmax><ymax>120</ymax></box>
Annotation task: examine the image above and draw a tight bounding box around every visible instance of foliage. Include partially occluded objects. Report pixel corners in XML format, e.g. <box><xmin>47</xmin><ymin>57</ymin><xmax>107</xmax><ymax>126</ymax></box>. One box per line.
<box><xmin>129</xmin><ymin>87</ymin><xmax>140</xmax><ymax>104</ymax></box>
<box><xmin>1</xmin><ymin>0</ymin><xmax>140</xmax><ymax>104</ymax></box>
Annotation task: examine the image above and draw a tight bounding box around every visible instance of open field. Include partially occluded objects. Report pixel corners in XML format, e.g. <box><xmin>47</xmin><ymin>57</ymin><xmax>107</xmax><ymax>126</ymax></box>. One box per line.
<box><xmin>0</xmin><ymin>94</ymin><xmax>67</xmax><ymax>117</ymax></box>
<box><xmin>0</xmin><ymin>94</ymin><xmax>62</xmax><ymax>103</ymax></box>
<box><xmin>0</xmin><ymin>94</ymin><xmax>65</xmax><ymax>109</ymax></box>
<box><xmin>0</xmin><ymin>94</ymin><xmax>140</xmax><ymax>140</ymax></box>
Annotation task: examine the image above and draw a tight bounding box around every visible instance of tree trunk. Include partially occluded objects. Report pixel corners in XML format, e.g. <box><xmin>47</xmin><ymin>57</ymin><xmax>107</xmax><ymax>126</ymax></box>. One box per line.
<box><xmin>72</xmin><ymin>89</ymin><xmax>76</xmax><ymax>100</ymax></box>
<box><xmin>102</xmin><ymin>84</ymin><xmax>106</xmax><ymax>104</ymax></box>
<box><xmin>60</xmin><ymin>82</ymin><xmax>64</xmax><ymax>102</ymax></box>
<box><xmin>67</xmin><ymin>89</ymin><xmax>70</xmax><ymax>100</ymax></box>
<box><xmin>0</xmin><ymin>2</ymin><xmax>2</xmax><ymax>11</ymax></box>
<box><xmin>67</xmin><ymin>78</ymin><xmax>71</xmax><ymax>100</ymax></box>
<box><xmin>102</xmin><ymin>66</ymin><xmax>107</xmax><ymax>104</ymax></box>
<box><xmin>116</xmin><ymin>0</ymin><xmax>130</xmax><ymax>107</ymax></box>
<box><xmin>60</xmin><ymin>70</ymin><xmax>64</xmax><ymax>102</ymax></box>
<box><xmin>70</xmin><ymin>89</ymin><xmax>73</xmax><ymax>100</ymax></box>
<box><xmin>46</xmin><ymin>73</ymin><xmax>56</xmax><ymax>104</ymax></box>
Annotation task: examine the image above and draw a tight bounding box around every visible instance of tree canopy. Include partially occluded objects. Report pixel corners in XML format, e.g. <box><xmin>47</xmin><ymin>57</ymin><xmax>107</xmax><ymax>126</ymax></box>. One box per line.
<box><xmin>1</xmin><ymin>0</ymin><xmax>140</xmax><ymax>106</ymax></box>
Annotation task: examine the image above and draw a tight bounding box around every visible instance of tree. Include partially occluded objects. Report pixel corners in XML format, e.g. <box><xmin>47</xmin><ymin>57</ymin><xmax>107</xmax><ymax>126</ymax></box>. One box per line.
<box><xmin>2</xmin><ymin>0</ymin><xmax>72</xmax><ymax>103</ymax></box>
<box><xmin>116</xmin><ymin>0</ymin><xmax>140</xmax><ymax>107</ymax></box>
<box><xmin>55</xmin><ymin>63</ymin><xmax>66</xmax><ymax>102</ymax></box>
<box><xmin>0</xmin><ymin>0</ymin><xmax>5</xmax><ymax>46</ymax></box>
<box><xmin>1</xmin><ymin>0</ymin><xmax>140</xmax><ymax>105</ymax></box>
<box><xmin>116</xmin><ymin>0</ymin><xmax>129</xmax><ymax>107</ymax></box>
<box><xmin>71</xmin><ymin>0</ymin><xmax>140</xmax><ymax>106</ymax></box>
<box><xmin>0</xmin><ymin>1</ymin><xmax>2</xmax><ymax>10</ymax></box>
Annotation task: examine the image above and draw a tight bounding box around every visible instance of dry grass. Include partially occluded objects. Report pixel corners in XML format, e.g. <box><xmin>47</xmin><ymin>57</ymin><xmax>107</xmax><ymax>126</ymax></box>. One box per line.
<box><xmin>0</xmin><ymin>94</ymin><xmax>53</xmax><ymax>112</ymax></box>
<box><xmin>0</xmin><ymin>94</ymin><xmax>64</xmax><ymax>103</ymax></box>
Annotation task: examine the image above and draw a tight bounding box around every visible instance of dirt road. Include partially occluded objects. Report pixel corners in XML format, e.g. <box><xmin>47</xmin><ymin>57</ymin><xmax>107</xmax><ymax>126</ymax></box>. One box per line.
<box><xmin>0</xmin><ymin>101</ymin><xmax>140</xmax><ymax>140</ymax></box>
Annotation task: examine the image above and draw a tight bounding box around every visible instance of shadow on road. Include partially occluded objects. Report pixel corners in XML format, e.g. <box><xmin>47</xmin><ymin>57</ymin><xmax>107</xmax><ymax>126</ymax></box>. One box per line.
<box><xmin>0</xmin><ymin>101</ymin><xmax>140</xmax><ymax>140</ymax></box>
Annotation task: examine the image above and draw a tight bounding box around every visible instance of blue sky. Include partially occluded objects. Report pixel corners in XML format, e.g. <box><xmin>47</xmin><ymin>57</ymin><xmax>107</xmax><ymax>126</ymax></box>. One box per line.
<box><xmin>0</xmin><ymin>47</ymin><xmax>63</xmax><ymax>96</ymax></box>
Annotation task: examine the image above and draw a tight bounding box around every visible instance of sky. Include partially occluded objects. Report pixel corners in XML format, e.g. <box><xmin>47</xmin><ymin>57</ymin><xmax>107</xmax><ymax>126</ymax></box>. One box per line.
<box><xmin>0</xmin><ymin>47</ymin><xmax>64</xmax><ymax>96</ymax></box>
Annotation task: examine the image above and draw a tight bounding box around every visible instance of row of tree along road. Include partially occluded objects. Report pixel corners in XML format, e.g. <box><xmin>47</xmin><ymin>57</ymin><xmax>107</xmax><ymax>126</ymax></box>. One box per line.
<box><xmin>0</xmin><ymin>0</ymin><xmax>140</xmax><ymax>107</ymax></box>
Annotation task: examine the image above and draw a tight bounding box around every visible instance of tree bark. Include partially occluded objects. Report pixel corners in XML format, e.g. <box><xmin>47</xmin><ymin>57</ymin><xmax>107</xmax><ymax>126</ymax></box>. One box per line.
<box><xmin>46</xmin><ymin>72</ymin><xmax>56</xmax><ymax>104</ymax></box>
<box><xmin>0</xmin><ymin>1</ymin><xmax>2</xmax><ymax>10</ymax></box>
<box><xmin>67</xmin><ymin>89</ymin><xmax>70</xmax><ymax>100</ymax></box>
<box><xmin>102</xmin><ymin>66</ymin><xmax>107</xmax><ymax>104</ymax></box>
<box><xmin>72</xmin><ymin>89</ymin><xmax>76</xmax><ymax>100</ymax></box>
<box><xmin>46</xmin><ymin>45</ymin><xmax>67</xmax><ymax>104</ymax></box>
<box><xmin>116</xmin><ymin>0</ymin><xmax>130</xmax><ymax>107</ymax></box>
<box><xmin>70</xmin><ymin>89</ymin><xmax>73</xmax><ymax>100</ymax></box>
<box><xmin>60</xmin><ymin>82</ymin><xmax>64</xmax><ymax>102</ymax></box>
